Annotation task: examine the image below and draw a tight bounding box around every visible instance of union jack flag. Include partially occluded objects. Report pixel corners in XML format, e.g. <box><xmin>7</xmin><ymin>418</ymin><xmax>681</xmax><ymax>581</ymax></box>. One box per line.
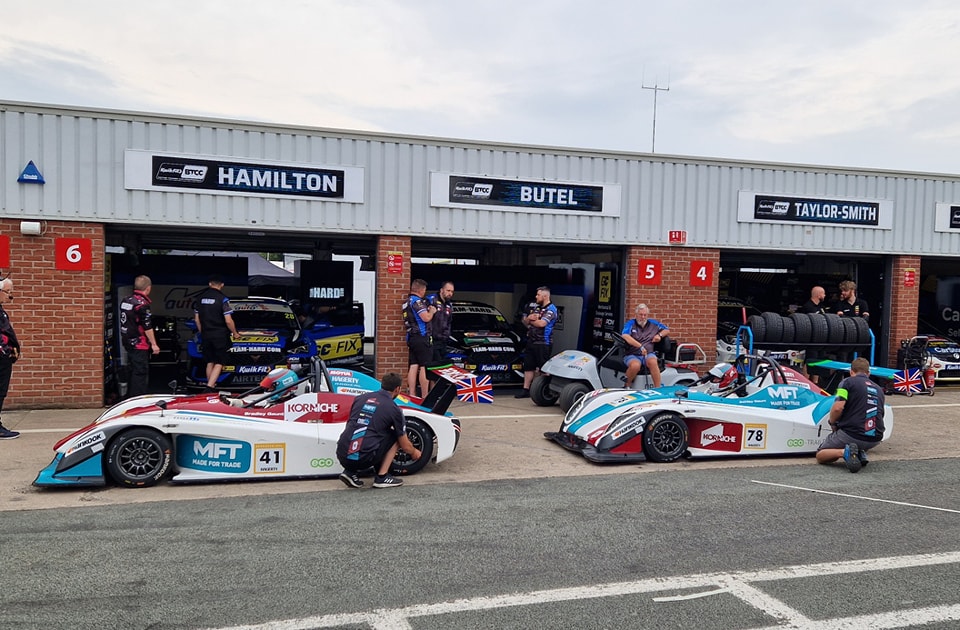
<box><xmin>893</xmin><ymin>368</ymin><xmax>923</xmax><ymax>394</ymax></box>
<box><xmin>456</xmin><ymin>375</ymin><xmax>494</xmax><ymax>404</ymax></box>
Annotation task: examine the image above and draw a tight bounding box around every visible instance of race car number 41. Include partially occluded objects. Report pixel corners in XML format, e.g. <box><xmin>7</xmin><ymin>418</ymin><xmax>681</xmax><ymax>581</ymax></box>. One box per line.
<box><xmin>255</xmin><ymin>443</ymin><xmax>286</xmax><ymax>474</ymax></box>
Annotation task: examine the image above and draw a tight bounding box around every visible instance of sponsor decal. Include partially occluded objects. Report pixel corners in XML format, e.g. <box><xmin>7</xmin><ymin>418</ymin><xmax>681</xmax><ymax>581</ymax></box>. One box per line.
<box><xmin>310</xmin><ymin>458</ymin><xmax>336</xmax><ymax>468</ymax></box>
<box><xmin>479</xmin><ymin>364</ymin><xmax>509</xmax><ymax>371</ymax></box>
<box><xmin>786</xmin><ymin>439</ymin><xmax>805</xmax><ymax>448</ymax></box>
<box><xmin>315</xmin><ymin>334</ymin><xmax>363</xmax><ymax>360</ymax></box>
<box><xmin>308</xmin><ymin>287</ymin><xmax>346</xmax><ymax>299</ymax></box>
<box><xmin>688</xmin><ymin>419</ymin><xmax>741</xmax><ymax>452</ymax></box>
<box><xmin>176</xmin><ymin>436</ymin><xmax>251</xmax><ymax>473</ymax></box>
<box><xmin>67</xmin><ymin>431</ymin><xmax>106</xmax><ymax>455</ymax></box>
<box><xmin>237</xmin><ymin>335</ymin><xmax>280</xmax><ymax>343</ymax></box>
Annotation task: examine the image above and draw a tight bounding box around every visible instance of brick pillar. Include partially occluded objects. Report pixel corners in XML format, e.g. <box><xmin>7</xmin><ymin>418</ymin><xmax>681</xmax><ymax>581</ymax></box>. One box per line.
<box><xmin>887</xmin><ymin>255</ymin><xmax>920</xmax><ymax>368</ymax></box>
<box><xmin>624</xmin><ymin>245</ymin><xmax>721</xmax><ymax>370</ymax></box>
<box><xmin>375</xmin><ymin>235</ymin><xmax>412</xmax><ymax>385</ymax></box>
<box><xmin>1</xmin><ymin>219</ymin><xmax>105</xmax><ymax>410</ymax></box>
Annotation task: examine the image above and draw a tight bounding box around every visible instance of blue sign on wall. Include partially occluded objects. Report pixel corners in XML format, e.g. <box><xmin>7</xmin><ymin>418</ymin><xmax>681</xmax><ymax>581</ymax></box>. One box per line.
<box><xmin>17</xmin><ymin>160</ymin><xmax>45</xmax><ymax>184</ymax></box>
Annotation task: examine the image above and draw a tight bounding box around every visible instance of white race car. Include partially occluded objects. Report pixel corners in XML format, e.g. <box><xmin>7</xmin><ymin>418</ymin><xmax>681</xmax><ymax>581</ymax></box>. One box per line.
<box><xmin>546</xmin><ymin>355</ymin><xmax>893</xmax><ymax>464</ymax></box>
<box><xmin>35</xmin><ymin>360</ymin><xmax>461</xmax><ymax>488</ymax></box>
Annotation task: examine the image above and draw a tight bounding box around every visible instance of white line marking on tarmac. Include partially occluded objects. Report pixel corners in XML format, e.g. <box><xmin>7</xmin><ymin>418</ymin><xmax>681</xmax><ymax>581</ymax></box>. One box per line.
<box><xmin>205</xmin><ymin>552</ymin><xmax>960</xmax><ymax>630</ymax></box>
<box><xmin>890</xmin><ymin>402</ymin><xmax>960</xmax><ymax>408</ymax></box>
<box><xmin>751</xmin><ymin>480</ymin><xmax>960</xmax><ymax>514</ymax></box>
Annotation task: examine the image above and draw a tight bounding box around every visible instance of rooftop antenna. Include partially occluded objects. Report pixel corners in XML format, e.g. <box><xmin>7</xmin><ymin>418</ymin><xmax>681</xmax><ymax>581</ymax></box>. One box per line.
<box><xmin>642</xmin><ymin>69</ymin><xmax>670</xmax><ymax>153</ymax></box>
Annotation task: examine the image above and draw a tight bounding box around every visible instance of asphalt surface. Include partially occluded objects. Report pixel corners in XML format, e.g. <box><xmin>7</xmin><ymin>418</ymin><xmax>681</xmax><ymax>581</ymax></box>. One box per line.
<box><xmin>1</xmin><ymin>387</ymin><xmax>959</xmax><ymax>629</ymax></box>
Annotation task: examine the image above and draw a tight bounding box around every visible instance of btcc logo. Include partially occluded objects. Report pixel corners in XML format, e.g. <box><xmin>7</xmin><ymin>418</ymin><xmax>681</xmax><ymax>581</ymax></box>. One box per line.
<box><xmin>156</xmin><ymin>162</ymin><xmax>208</xmax><ymax>182</ymax></box>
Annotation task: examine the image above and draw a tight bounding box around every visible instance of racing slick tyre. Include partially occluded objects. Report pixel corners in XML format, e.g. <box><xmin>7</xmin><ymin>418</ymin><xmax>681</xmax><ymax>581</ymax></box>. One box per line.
<box><xmin>530</xmin><ymin>374</ymin><xmax>559</xmax><ymax>407</ymax></box>
<box><xmin>390</xmin><ymin>418</ymin><xmax>435</xmax><ymax>476</ymax></box>
<box><xmin>851</xmin><ymin>317</ymin><xmax>871</xmax><ymax>346</ymax></box>
<box><xmin>558</xmin><ymin>382</ymin><xmax>592</xmax><ymax>413</ymax></box>
<box><xmin>825</xmin><ymin>314</ymin><xmax>845</xmax><ymax>344</ymax></box>
<box><xmin>808</xmin><ymin>314</ymin><xmax>829</xmax><ymax>344</ymax></box>
<box><xmin>105</xmin><ymin>428</ymin><xmax>173</xmax><ymax>488</ymax></box>
<box><xmin>761</xmin><ymin>312</ymin><xmax>783</xmax><ymax>344</ymax></box>
<box><xmin>642</xmin><ymin>413</ymin><xmax>689</xmax><ymax>463</ymax></box>
<box><xmin>746</xmin><ymin>315</ymin><xmax>766</xmax><ymax>344</ymax></box>
<box><xmin>789</xmin><ymin>313</ymin><xmax>812</xmax><ymax>344</ymax></box>
<box><xmin>780</xmin><ymin>315</ymin><xmax>796</xmax><ymax>344</ymax></box>
<box><xmin>839</xmin><ymin>317</ymin><xmax>858</xmax><ymax>347</ymax></box>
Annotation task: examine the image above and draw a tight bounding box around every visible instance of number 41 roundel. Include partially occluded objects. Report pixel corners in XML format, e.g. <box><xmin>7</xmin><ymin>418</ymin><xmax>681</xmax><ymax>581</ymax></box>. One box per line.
<box><xmin>690</xmin><ymin>261</ymin><xmax>713</xmax><ymax>287</ymax></box>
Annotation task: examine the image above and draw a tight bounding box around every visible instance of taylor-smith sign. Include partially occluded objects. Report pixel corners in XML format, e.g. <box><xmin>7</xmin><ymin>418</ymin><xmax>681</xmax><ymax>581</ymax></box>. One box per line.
<box><xmin>124</xmin><ymin>150</ymin><xmax>364</xmax><ymax>202</ymax></box>
<box><xmin>737</xmin><ymin>191</ymin><xmax>892</xmax><ymax>229</ymax></box>
<box><xmin>430</xmin><ymin>172</ymin><xmax>621</xmax><ymax>216</ymax></box>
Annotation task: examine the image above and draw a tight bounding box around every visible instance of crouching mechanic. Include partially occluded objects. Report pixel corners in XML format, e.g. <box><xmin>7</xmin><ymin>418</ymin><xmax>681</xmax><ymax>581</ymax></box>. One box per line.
<box><xmin>336</xmin><ymin>372</ymin><xmax>422</xmax><ymax>489</ymax></box>
<box><xmin>816</xmin><ymin>357</ymin><xmax>885</xmax><ymax>473</ymax></box>
<box><xmin>621</xmin><ymin>303</ymin><xmax>670</xmax><ymax>389</ymax></box>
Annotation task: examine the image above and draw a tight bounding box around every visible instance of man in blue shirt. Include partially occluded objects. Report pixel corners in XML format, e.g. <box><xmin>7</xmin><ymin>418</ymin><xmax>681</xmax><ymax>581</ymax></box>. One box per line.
<box><xmin>516</xmin><ymin>286</ymin><xmax>559</xmax><ymax>398</ymax></box>
<box><xmin>401</xmin><ymin>278</ymin><xmax>436</xmax><ymax>397</ymax></box>
<box><xmin>621</xmin><ymin>303</ymin><xmax>670</xmax><ymax>389</ymax></box>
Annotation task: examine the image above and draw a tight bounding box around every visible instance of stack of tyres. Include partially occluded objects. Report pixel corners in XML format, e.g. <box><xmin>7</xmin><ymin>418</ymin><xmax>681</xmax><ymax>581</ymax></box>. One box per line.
<box><xmin>746</xmin><ymin>312</ymin><xmax>871</xmax><ymax>348</ymax></box>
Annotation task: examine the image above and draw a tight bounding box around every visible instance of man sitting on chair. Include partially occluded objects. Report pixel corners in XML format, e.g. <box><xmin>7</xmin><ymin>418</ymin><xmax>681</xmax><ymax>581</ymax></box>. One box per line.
<box><xmin>621</xmin><ymin>303</ymin><xmax>670</xmax><ymax>389</ymax></box>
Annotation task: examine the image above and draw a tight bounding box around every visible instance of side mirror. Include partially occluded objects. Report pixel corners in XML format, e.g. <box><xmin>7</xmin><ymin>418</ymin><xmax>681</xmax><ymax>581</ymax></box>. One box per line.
<box><xmin>675</xmin><ymin>387</ymin><xmax>689</xmax><ymax>399</ymax></box>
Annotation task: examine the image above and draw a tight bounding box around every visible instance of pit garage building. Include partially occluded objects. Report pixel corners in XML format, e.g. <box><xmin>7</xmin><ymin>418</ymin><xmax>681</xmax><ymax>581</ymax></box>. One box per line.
<box><xmin>1</xmin><ymin>99</ymin><xmax>958</xmax><ymax>409</ymax></box>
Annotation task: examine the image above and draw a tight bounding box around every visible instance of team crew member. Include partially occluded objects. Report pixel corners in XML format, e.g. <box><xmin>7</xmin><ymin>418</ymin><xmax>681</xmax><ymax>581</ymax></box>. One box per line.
<box><xmin>834</xmin><ymin>280</ymin><xmax>870</xmax><ymax>320</ymax></box>
<box><xmin>621</xmin><ymin>303</ymin><xmax>670</xmax><ymax>389</ymax></box>
<box><xmin>194</xmin><ymin>274</ymin><xmax>240</xmax><ymax>391</ymax></box>
<box><xmin>119</xmin><ymin>275</ymin><xmax>161</xmax><ymax>397</ymax></box>
<box><xmin>816</xmin><ymin>357</ymin><xmax>885</xmax><ymax>472</ymax></box>
<box><xmin>402</xmin><ymin>278</ymin><xmax>436</xmax><ymax>397</ymax></box>
<box><xmin>799</xmin><ymin>286</ymin><xmax>829</xmax><ymax>384</ymax></box>
<box><xmin>428</xmin><ymin>281</ymin><xmax>455</xmax><ymax>367</ymax></box>
<box><xmin>336</xmin><ymin>372</ymin><xmax>422</xmax><ymax>489</ymax></box>
<box><xmin>0</xmin><ymin>277</ymin><xmax>21</xmax><ymax>440</ymax></box>
<box><xmin>516</xmin><ymin>286</ymin><xmax>558</xmax><ymax>398</ymax></box>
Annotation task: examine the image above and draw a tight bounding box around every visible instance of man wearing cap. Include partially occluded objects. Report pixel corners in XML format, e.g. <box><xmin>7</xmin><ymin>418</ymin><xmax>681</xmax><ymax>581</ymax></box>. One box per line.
<box><xmin>193</xmin><ymin>274</ymin><xmax>240</xmax><ymax>391</ymax></box>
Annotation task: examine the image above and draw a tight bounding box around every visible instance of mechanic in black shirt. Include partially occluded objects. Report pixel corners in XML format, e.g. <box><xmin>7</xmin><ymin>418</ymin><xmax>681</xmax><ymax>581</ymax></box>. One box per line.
<box><xmin>816</xmin><ymin>357</ymin><xmax>885</xmax><ymax>473</ymax></box>
<box><xmin>119</xmin><ymin>275</ymin><xmax>161</xmax><ymax>397</ymax></box>
<box><xmin>193</xmin><ymin>274</ymin><xmax>239</xmax><ymax>391</ymax></box>
<box><xmin>402</xmin><ymin>279</ymin><xmax>436</xmax><ymax>397</ymax></box>
<box><xmin>427</xmin><ymin>280</ymin><xmax>455</xmax><ymax>367</ymax></box>
<box><xmin>799</xmin><ymin>285</ymin><xmax>829</xmax><ymax>384</ymax></box>
<box><xmin>0</xmin><ymin>277</ymin><xmax>21</xmax><ymax>440</ymax></box>
<box><xmin>336</xmin><ymin>372</ymin><xmax>422</xmax><ymax>489</ymax></box>
<box><xmin>834</xmin><ymin>280</ymin><xmax>870</xmax><ymax>321</ymax></box>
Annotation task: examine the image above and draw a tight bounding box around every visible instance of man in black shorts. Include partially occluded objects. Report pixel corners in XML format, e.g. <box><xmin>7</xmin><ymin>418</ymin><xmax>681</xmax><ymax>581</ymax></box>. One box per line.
<box><xmin>402</xmin><ymin>278</ymin><xmax>436</xmax><ymax>397</ymax></box>
<box><xmin>816</xmin><ymin>357</ymin><xmax>885</xmax><ymax>473</ymax></box>
<box><xmin>516</xmin><ymin>286</ymin><xmax>559</xmax><ymax>398</ymax></box>
<box><xmin>193</xmin><ymin>274</ymin><xmax>240</xmax><ymax>391</ymax></box>
<box><xmin>336</xmin><ymin>372</ymin><xmax>422</xmax><ymax>489</ymax></box>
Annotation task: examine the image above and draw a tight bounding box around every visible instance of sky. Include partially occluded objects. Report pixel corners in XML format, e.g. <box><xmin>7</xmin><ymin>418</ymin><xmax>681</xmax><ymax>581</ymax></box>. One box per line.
<box><xmin>2</xmin><ymin>0</ymin><xmax>960</xmax><ymax>174</ymax></box>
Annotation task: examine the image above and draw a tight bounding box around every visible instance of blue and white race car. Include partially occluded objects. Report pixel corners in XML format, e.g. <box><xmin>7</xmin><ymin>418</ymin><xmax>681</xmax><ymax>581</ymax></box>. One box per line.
<box><xmin>545</xmin><ymin>355</ymin><xmax>893</xmax><ymax>464</ymax></box>
<box><xmin>35</xmin><ymin>359</ymin><xmax>461</xmax><ymax>488</ymax></box>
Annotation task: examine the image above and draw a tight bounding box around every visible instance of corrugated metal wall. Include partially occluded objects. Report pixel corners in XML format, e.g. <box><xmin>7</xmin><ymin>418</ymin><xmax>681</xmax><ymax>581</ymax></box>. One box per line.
<box><xmin>3</xmin><ymin>100</ymin><xmax>960</xmax><ymax>257</ymax></box>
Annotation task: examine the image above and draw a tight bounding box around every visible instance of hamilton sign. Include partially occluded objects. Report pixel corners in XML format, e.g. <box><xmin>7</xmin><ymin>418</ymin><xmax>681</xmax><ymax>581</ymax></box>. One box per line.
<box><xmin>124</xmin><ymin>150</ymin><xmax>364</xmax><ymax>202</ymax></box>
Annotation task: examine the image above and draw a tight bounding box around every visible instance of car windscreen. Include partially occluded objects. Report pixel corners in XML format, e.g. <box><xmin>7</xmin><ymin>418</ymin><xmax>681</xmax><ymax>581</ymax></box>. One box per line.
<box><xmin>231</xmin><ymin>303</ymin><xmax>299</xmax><ymax>331</ymax></box>
<box><xmin>452</xmin><ymin>309</ymin><xmax>512</xmax><ymax>334</ymax></box>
